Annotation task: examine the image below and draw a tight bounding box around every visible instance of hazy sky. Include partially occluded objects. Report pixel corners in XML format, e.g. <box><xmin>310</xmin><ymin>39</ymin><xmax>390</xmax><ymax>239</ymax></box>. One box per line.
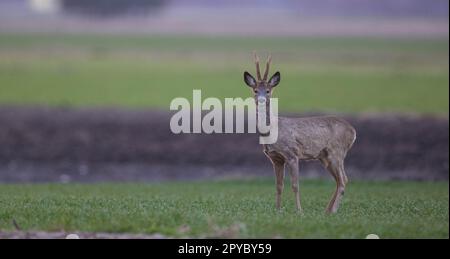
<box><xmin>0</xmin><ymin>0</ymin><xmax>448</xmax><ymax>37</ymax></box>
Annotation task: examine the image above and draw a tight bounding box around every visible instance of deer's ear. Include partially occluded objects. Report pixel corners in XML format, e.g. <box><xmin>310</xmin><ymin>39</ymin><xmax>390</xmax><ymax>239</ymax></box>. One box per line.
<box><xmin>268</xmin><ymin>71</ymin><xmax>281</xmax><ymax>87</ymax></box>
<box><xmin>244</xmin><ymin>71</ymin><xmax>257</xmax><ymax>87</ymax></box>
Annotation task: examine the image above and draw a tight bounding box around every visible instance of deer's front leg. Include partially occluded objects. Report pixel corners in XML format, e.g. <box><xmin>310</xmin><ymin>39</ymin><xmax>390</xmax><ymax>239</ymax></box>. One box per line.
<box><xmin>287</xmin><ymin>158</ymin><xmax>302</xmax><ymax>212</ymax></box>
<box><xmin>273</xmin><ymin>162</ymin><xmax>285</xmax><ymax>210</ymax></box>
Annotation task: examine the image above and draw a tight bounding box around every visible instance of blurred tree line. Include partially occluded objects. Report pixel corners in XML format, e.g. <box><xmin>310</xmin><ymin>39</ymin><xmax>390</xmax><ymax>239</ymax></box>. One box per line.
<box><xmin>61</xmin><ymin>0</ymin><xmax>167</xmax><ymax>17</ymax></box>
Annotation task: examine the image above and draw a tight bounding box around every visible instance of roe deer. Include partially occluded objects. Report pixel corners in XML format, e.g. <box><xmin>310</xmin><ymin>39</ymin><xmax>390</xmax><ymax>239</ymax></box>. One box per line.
<box><xmin>243</xmin><ymin>53</ymin><xmax>356</xmax><ymax>213</ymax></box>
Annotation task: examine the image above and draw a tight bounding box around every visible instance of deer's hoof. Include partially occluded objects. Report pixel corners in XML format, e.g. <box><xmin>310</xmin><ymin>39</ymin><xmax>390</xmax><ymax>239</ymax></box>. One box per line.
<box><xmin>325</xmin><ymin>208</ymin><xmax>338</xmax><ymax>214</ymax></box>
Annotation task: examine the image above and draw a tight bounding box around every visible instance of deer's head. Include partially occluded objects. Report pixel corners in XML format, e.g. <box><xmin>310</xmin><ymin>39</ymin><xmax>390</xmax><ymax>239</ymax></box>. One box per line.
<box><xmin>243</xmin><ymin>52</ymin><xmax>280</xmax><ymax>106</ymax></box>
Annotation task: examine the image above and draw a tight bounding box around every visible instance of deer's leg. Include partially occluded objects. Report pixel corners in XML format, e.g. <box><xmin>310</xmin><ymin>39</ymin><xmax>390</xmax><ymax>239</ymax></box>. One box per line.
<box><xmin>321</xmin><ymin>157</ymin><xmax>346</xmax><ymax>214</ymax></box>
<box><xmin>341</xmin><ymin>162</ymin><xmax>349</xmax><ymax>185</ymax></box>
<box><xmin>273</xmin><ymin>161</ymin><xmax>285</xmax><ymax>210</ymax></box>
<box><xmin>286</xmin><ymin>158</ymin><xmax>302</xmax><ymax>212</ymax></box>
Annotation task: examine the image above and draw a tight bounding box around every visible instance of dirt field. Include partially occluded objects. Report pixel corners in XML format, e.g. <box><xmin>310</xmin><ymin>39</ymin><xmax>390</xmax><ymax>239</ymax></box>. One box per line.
<box><xmin>0</xmin><ymin>107</ymin><xmax>448</xmax><ymax>182</ymax></box>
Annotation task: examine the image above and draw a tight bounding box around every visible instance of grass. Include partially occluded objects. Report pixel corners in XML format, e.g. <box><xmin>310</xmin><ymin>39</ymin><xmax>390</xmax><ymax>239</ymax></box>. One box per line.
<box><xmin>0</xmin><ymin>33</ymin><xmax>448</xmax><ymax>114</ymax></box>
<box><xmin>0</xmin><ymin>179</ymin><xmax>448</xmax><ymax>238</ymax></box>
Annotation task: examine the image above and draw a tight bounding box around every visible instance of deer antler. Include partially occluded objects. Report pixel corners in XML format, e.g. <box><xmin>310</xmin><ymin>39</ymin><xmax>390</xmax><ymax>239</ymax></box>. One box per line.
<box><xmin>263</xmin><ymin>54</ymin><xmax>272</xmax><ymax>81</ymax></box>
<box><xmin>253</xmin><ymin>51</ymin><xmax>262</xmax><ymax>81</ymax></box>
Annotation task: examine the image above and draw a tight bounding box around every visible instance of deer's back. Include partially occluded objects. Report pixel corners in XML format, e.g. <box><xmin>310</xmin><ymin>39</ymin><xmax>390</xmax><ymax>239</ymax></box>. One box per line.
<box><xmin>266</xmin><ymin>116</ymin><xmax>356</xmax><ymax>161</ymax></box>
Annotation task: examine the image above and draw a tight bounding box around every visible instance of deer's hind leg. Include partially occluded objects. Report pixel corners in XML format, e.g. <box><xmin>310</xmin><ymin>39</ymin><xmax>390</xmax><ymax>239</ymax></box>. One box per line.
<box><xmin>320</xmin><ymin>151</ymin><xmax>347</xmax><ymax>214</ymax></box>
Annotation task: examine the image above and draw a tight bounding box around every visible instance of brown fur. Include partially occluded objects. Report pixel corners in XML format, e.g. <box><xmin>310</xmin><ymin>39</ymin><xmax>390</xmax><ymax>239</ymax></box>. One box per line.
<box><xmin>244</xmin><ymin>54</ymin><xmax>356</xmax><ymax>213</ymax></box>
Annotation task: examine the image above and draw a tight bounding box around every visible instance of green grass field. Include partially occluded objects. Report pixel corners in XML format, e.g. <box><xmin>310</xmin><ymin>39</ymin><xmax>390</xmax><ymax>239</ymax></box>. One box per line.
<box><xmin>0</xmin><ymin>34</ymin><xmax>448</xmax><ymax>114</ymax></box>
<box><xmin>0</xmin><ymin>34</ymin><xmax>448</xmax><ymax>239</ymax></box>
<box><xmin>0</xmin><ymin>179</ymin><xmax>448</xmax><ymax>238</ymax></box>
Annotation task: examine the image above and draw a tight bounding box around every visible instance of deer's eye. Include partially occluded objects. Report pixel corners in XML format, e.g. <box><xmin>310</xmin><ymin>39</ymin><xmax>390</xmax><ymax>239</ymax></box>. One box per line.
<box><xmin>266</xmin><ymin>89</ymin><xmax>270</xmax><ymax>94</ymax></box>
<box><xmin>253</xmin><ymin>89</ymin><xmax>258</xmax><ymax>93</ymax></box>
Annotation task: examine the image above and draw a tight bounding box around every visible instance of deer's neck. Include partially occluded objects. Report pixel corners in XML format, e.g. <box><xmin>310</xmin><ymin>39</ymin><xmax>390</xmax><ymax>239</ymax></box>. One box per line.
<box><xmin>257</xmin><ymin>101</ymin><xmax>271</xmax><ymax>137</ymax></box>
